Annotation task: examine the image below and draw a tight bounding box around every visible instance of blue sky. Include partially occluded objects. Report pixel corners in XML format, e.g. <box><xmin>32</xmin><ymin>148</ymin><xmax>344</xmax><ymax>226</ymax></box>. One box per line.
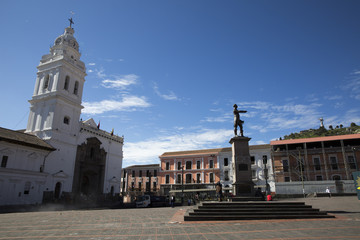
<box><xmin>1</xmin><ymin>1</ymin><xmax>360</xmax><ymax>167</ymax></box>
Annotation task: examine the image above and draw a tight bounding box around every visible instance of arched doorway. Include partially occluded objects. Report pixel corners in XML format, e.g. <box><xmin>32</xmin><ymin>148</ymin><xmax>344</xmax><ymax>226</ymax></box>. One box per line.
<box><xmin>72</xmin><ymin>137</ymin><xmax>107</xmax><ymax>199</ymax></box>
<box><xmin>80</xmin><ymin>176</ymin><xmax>90</xmax><ymax>195</ymax></box>
<box><xmin>54</xmin><ymin>182</ymin><xmax>62</xmax><ymax>199</ymax></box>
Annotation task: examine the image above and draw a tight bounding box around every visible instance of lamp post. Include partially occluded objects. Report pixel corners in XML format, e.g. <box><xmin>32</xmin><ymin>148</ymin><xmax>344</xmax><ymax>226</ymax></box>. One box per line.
<box><xmin>353</xmin><ymin>147</ymin><xmax>359</xmax><ymax>171</ymax></box>
<box><xmin>210</xmin><ymin>154</ymin><xmax>215</xmax><ymax>188</ymax></box>
<box><xmin>297</xmin><ymin>147</ymin><xmax>305</xmax><ymax>198</ymax></box>
<box><xmin>181</xmin><ymin>166</ymin><xmax>184</xmax><ymax>205</ymax></box>
<box><xmin>263</xmin><ymin>155</ymin><xmax>269</xmax><ymax>194</ymax></box>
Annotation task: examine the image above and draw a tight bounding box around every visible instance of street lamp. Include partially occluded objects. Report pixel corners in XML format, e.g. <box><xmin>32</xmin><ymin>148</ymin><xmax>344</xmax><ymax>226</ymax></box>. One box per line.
<box><xmin>262</xmin><ymin>155</ymin><xmax>269</xmax><ymax>194</ymax></box>
<box><xmin>353</xmin><ymin>147</ymin><xmax>359</xmax><ymax>171</ymax></box>
<box><xmin>181</xmin><ymin>166</ymin><xmax>184</xmax><ymax>205</ymax></box>
<box><xmin>297</xmin><ymin>147</ymin><xmax>305</xmax><ymax>198</ymax></box>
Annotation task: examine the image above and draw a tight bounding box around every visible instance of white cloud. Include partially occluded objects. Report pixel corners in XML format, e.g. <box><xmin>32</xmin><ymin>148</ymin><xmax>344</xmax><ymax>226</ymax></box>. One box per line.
<box><xmin>153</xmin><ymin>82</ymin><xmax>179</xmax><ymax>101</ymax></box>
<box><xmin>324</xmin><ymin>95</ymin><xmax>342</xmax><ymax>101</ymax></box>
<box><xmin>342</xmin><ymin>70</ymin><xmax>360</xmax><ymax>100</ymax></box>
<box><xmin>236</xmin><ymin>101</ymin><xmax>323</xmax><ymax>133</ymax></box>
<box><xmin>82</xmin><ymin>95</ymin><xmax>151</xmax><ymax>114</ymax></box>
<box><xmin>101</xmin><ymin>74</ymin><xmax>138</xmax><ymax>90</ymax></box>
<box><xmin>88</xmin><ymin>63</ymin><xmax>96</xmax><ymax>66</ymax></box>
<box><xmin>123</xmin><ymin>129</ymin><xmax>233</xmax><ymax>166</ymax></box>
<box><xmin>202</xmin><ymin>113</ymin><xmax>232</xmax><ymax>123</ymax></box>
<box><xmin>95</xmin><ymin>68</ymin><xmax>106</xmax><ymax>78</ymax></box>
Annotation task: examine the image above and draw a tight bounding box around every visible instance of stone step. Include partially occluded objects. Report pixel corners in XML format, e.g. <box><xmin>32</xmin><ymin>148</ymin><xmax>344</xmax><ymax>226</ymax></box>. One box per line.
<box><xmin>184</xmin><ymin>214</ymin><xmax>335</xmax><ymax>221</ymax></box>
<box><xmin>199</xmin><ymin>204</ymin><xmax>311</xmax><ymax>208</ymax></box>
<box><xmin>231</xmin><ymin>197</ymin><xmax>263</xmax><ymax>201</ymax></box>
<box><xmin>194</xmin><ymin>208</ymin><xmax>320</xmax><ymax>212</ymax></box>
<box><xmin>190</xmin><ymin>211</ymin><xmax>328</xmax><ymax>216</ymax></box>
<box><xmin>184</xmin><ymin>201</ymin><xmax>334</xmax><ymax>221</ymax></box>
<box><xmin>202</xmin><ymin>201</ymin><xmax>306</xmax><ymax>206</ymax></box>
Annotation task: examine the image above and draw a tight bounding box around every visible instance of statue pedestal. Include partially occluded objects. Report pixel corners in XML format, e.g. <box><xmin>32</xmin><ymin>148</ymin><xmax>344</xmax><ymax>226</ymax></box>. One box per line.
<box><xmin>230</xmin><ymin>136</ymin><xmax>254</xmax><ymax>196</ymax></box>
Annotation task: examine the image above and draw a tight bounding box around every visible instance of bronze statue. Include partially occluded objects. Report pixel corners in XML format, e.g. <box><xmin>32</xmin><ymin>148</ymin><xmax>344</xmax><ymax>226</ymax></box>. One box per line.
<box><xmin>233</xmin><ymin>104</ymin><xmax>247</xmax><ymax>137</ymax></box>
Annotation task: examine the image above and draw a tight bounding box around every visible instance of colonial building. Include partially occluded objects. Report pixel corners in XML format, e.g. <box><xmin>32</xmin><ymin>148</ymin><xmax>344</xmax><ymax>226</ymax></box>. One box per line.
<box><xmin>159</xmin><ymin>148</ymin><xmax>222</xmax><ymax>196</ymax></box>
<box><xmin>271</xmin><ymin>134</ymin><xmax>360</xmax><ymax>194</ymax></box>
<box><xmin>0</xmin><ymin>23</ymin><xmax>124</xmax><ymax>206</ymax></box>
<box><xmin>158</xmin><ymin>144</ymin><xmax>274</xmax><ymax>196</ymax></box>
<box><xmin>121</xmin><ymin>164</ymin><xmax>160</xmax><ymax>202</ymax></box>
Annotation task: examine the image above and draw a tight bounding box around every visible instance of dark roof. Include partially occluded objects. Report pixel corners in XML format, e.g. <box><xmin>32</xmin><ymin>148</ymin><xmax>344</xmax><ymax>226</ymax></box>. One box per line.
<box><xmin>125</xmin><ymin>164</ymin><xmax>160</xmax><ymax>169</ymax></box>
<box><xmin>0</xmin><ymin>127</ymin><xmax>56</xmax><ymax>151</ymax></box>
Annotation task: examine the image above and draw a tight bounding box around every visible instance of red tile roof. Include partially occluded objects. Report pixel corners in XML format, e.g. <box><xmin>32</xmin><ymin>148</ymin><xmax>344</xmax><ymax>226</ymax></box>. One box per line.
<box><xmin>270</xmin><ymin>134</ymin><xmax>360</xmax><ymax>145</ymax></box>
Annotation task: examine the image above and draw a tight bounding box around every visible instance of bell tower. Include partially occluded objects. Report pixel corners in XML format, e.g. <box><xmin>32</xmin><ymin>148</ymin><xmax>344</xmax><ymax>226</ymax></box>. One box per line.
<box><xmin>25</xmin><ymin>22</ymin><xmax>86</xmax><ymax>140</ymax></box>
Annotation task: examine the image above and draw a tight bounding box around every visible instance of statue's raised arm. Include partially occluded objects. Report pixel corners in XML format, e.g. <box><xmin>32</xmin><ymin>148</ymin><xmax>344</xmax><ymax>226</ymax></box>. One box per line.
<box><xmin>233</xmin><ymin>104</ymin><xmax>247</xmax><ymax>137</ymax></box>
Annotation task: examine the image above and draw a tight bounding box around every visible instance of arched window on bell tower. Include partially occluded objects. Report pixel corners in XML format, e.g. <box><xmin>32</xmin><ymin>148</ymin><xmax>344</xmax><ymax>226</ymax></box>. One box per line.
<box><xmin>43</xmin><ymin>74</ymin><xmax>50</xmax><ymax>90</ymax></box>
<box><xmin>63</xmin><ymin>116</ymin><xmax>70</xmax><ymax>125</ymax></box>
<box><xmin>64</xmin><ymin>76</ymin><xmax>70</xmax><ymax>90</ymax></box>
<box><xmin>73</xmin><ymin>81</ymin><xmax>79</xmax><ymax>95</ymax></box>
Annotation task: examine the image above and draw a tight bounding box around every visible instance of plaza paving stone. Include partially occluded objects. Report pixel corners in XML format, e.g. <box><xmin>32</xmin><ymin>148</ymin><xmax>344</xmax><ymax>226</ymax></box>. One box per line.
<box><xmin>0</xmin><ymin>196</ymin><xmax>359</xmax><ymax>239</ymax></box>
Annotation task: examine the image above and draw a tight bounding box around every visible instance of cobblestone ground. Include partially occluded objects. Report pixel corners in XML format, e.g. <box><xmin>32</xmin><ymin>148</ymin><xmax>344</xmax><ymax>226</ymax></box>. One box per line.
<box><xmin>0</xmin><ymin>196</ymin><xmax>359</xmax><ymax>240</ymax></box>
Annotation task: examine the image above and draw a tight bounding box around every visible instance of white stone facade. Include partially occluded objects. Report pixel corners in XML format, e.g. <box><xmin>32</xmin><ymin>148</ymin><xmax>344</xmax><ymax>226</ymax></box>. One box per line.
<box><xmin>218</xmin><ymin>145</ymin><xmax>275</xmax><ymax>193</ymax></box>
<box><xmin>0</xmin><ymin>25</ymin><xmax>123</xmax><ymax>206</ymax></box>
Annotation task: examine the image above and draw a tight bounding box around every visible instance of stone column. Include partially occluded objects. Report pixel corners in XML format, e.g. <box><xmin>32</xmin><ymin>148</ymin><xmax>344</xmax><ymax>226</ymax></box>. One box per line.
<box><xmin>230</xmin><ymin>136</ymin><xmax>254</xmax><ymax>196</ymax></box>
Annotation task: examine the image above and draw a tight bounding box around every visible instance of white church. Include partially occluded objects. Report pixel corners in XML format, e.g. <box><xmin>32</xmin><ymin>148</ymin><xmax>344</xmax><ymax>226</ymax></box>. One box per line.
<box><xmin>0</xmin><ymin>22</ymin><xmax>124</xmax><ymax>206</ymax></box>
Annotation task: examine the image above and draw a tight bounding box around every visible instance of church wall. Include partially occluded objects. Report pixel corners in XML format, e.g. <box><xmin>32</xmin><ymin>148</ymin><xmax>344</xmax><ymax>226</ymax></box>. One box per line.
<box><xmin>0</xmin><ymin>142</ymin><xmax>50</xmax><ymax>205</ymax></box>
<box><xmin>43</xmin><ymin>138</ymin><xmax>78</xmax><ymax>194</ymax></box>
<box><xmin>76</xmin><ymin>131</ymin><xmax>123</xmax><ymax>195</ymax></box>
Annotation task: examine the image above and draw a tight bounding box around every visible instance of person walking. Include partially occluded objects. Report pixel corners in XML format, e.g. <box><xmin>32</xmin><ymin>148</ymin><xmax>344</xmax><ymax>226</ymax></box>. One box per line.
<box><xmin>170</xmin><ymin>195</ymin><xmax>175</xmax><ymax>207</ymax></box>
<box><xmin>326</xmin><ymin>187</ymin><xmax>331</xmax><ymax>198</ymax></box>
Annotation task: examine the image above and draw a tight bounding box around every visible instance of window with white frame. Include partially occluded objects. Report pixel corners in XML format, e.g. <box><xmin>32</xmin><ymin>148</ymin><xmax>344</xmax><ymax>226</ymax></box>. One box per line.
<box><xmin>177</xmin><ymin>161</ymin><xmax>182</xmax><ymax>170</ymax></box>
<box><xmin>165</xmin><ymin>162</ymin><xmax>170</xmax><ymax>170</ymax></box>
<box><xmin>330</xmin><ymin>156</ymin><xmax>338</xmax><ymax>170</ymax></box>
<box><xmin>186</xmin><ymin>161</ymin><xmax>192</xmax><ymax>170</ymax></box>
<box><xmin>347</xmin><ymin>155</ymin><xmax>356</xmax><ymax>169</ymax></box>
<box><xmin>209</xmin><ymin>173</ymin><xmax>214</xmax><ymax>183</ymax></box>
<box><xmin>165</xmin><ymin>175</ymin><xmax>170</xmax><ymax>184</ymax></box>
<box><xmin>209</xmin><ymin>160</ymin><xmax>214</xmax><ymax>169</ymax></box>
<box><xmin>197</xmin><ymin>160</ymin><xmax>201</xmax><ymax>169</ymax></box>
<box><xmin>73</xmin><ymin>81</ymin><xmax>79</xmax><ymax>95</ymax></box>
<box><xmin>186</xmin><ymin>174</ymin><xmax>192</xmax><ymax>183</ymax></box>
<box><xmin>1</xmin><ymin>156</ymin><xmax>8</xmax><ymax>168</ymax></box>
<box><xmin>313</xmin><ymin>157</ymin><xmax>321</xmax><ymax>171</ymax></box>
<box><xmin>224</xmin><ymin>158</ymin><xmax>229</xmax><ymax>166</ymax></box>
<box><xmin>177</xmin><ymin>174</ymin><xmax>181</xmax><ymax>184</ymax></box>
<box><xmin>43</xmin><ymin>75</ymin><xmax>50</xmax><ymax>90</ymax></box>
<box><xmin>196</xmin><ymin>173</ymin><xmax>201</xmax><ymax>183</ymax></box>
<box><xmin>64</xmin><ymin>76</ymin><xmax>70</xmax><ymax>90</ymax></box>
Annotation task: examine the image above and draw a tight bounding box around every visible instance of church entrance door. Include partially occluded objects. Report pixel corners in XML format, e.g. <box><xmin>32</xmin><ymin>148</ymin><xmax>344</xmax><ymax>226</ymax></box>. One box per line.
<box><xmin>72</xmin><ymin>137</ymin><xmax>107</xmax><ymax>201</ymax></box>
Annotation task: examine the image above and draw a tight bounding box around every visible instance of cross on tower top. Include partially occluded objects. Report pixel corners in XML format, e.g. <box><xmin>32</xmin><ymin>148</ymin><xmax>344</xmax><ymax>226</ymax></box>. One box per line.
<box><xmin>68</xmin><ymin>17</ymin><xmax>74</xmax><ymax>28</ymax></box>
<box><xmin>68</xmin><ymin>11</ymin><xmax>75</xmax><ymax>28</ymax></box>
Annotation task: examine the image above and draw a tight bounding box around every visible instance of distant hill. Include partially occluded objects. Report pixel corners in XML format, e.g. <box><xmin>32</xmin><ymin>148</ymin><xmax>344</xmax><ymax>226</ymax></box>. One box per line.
<box><xmin>282</xmin><ymin>122</ymin><xmax>360</xmax><ymax>140</ymax></box>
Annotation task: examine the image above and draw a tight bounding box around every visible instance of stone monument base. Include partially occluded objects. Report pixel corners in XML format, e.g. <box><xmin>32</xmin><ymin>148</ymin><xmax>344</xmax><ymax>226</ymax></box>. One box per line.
<box><xmin>233</xmin><ymin>181</ymin><xmax>255</xmax><ymax>196</ymax></box>
<box><xmin>230</xmin><ymin>136</ymin><xmax>254</xmax><ymax>196</ymax></box>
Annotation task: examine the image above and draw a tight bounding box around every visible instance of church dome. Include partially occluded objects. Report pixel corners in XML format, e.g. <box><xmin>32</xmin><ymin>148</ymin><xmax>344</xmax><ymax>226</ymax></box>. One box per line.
<box><xmin>54</xmin><ymin>27</ymin><xmax>79</xmax><ymax>51</ymax></box>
